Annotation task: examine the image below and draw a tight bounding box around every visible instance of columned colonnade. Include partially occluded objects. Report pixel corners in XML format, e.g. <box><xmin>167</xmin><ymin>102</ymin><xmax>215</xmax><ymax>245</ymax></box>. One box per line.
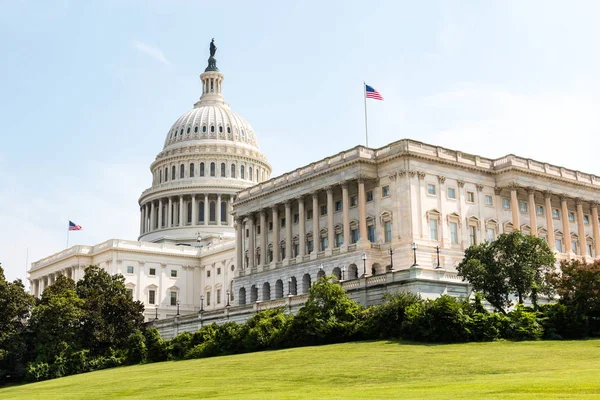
<box><xmin>30</xmin><ymin>266</ymin><xmax>80</xmax><ymax>298</ymax></box>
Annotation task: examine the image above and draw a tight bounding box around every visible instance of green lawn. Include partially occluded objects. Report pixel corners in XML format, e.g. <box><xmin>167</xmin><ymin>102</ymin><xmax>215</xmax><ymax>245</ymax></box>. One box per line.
<box><xmin>2</xmin><ymin>340</ymin><xmax>600</xmax><ymax>399</ymax></box>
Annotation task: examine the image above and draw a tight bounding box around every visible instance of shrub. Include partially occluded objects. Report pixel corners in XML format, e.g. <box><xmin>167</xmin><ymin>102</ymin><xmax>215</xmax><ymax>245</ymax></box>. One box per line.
<box><xmin>539</xmin><ymin>304</ymin><xmax>588</xmax><ymax>340</ymax></box>
<box><xmin>191</xmin><ymin>324</ymin><xmax>218</xmax><ymax>346</ymax></box>
<box><xmin>125</xmin><ymin>330</ymin><xmax>147</xmax><ymax>365</ymax></box>
<box><xmin>25</xmin><ymin>362</ymin><xmax>51</xmax><ymax>382</ymax></box>
<box><xmin>401</xmin><ymin>295</ymin><xmax>471</xmax><ymax>343</ymax></box>
<box><xmin>66</xmin><ymin>349</ymin><xmax>90</xmax><ymax>375</ymax></box>
<box><xmin>243</xmin><ymin>308</ymin><xmax>291</xmax><ymax>352</ymax></box>
<box><xmin>144</xmin><ymin>328</ymin><xmax>169</xmax><ymax>362</ymax></box>
<box><xmin>200</xmin><ymin>322</ymin><xmax>247</xmax><ymax>357</ymax></box>
<box><xmin>359</xmin><ymin>292</ymin><xmax>421</xmax><ymax>340</ymax></box>
<box><xmin>505</xmin><ymin>305</ymin><xmax>544</xmax><ymax>341</ymax></box>
<box><xmin>168</xmin><ymin>332</ymin><xmax>193</xmax><ymax>360</ymax></box>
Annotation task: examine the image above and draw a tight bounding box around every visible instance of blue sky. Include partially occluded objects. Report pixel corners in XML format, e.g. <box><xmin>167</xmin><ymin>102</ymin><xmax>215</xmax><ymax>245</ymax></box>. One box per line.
<box><xmin>2</xmin><ymin>0</ymin><xmax>600</xmax><ymax>283</ymax></box>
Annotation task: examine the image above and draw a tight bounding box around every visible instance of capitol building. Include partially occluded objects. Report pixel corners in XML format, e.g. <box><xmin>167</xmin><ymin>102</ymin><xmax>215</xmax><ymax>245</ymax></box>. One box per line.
<box><xmin>28</xmin><ymin>45</ymin><xmax>600</xmax><ymax>336</ymax></box>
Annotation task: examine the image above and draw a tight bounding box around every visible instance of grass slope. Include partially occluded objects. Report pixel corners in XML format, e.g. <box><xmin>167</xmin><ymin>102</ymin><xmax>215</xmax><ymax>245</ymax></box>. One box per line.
<box><xmin>2</xmin><ymin>340</ymin><xmax>600</xmax><ymax>399</ymax></box>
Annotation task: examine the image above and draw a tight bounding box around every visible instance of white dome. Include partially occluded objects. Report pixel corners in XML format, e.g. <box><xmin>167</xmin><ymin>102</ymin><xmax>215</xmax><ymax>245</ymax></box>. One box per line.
<box><xmin>163</xmin><ymin>102</ymin><xmax>259</xmax><ymax>149</ymax></box>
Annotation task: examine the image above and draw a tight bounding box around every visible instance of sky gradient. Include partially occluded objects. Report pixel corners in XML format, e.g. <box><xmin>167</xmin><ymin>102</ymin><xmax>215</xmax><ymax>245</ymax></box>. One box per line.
<box><xmin>2</xmin><ymin>0</ymin><xmax>600</xmax><ymax>283</ymax></box>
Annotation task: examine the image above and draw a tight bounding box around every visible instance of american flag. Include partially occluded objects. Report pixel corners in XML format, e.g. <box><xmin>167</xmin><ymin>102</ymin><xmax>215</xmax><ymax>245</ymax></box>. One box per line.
<box><xmin>69</xmin><ymin>221</ymin><xmax>82</xmax><ymax>231</ymax></box>
<box><xmin>365</xmin><ymin>84</ymin><xmax>383</xmax><ymax>100</ymax></box>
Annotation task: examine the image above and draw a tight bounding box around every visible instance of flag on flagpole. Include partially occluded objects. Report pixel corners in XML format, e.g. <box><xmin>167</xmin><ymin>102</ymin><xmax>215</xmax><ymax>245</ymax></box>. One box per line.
<box><xmin>69</xmin><ymin>221</ymin><xmax>82</xmax><ymax>231</ymax></box>
<box><xmin>365</xmin><ymin>84</ymin><xmax>383</xmax><ymax>100</ymax></box>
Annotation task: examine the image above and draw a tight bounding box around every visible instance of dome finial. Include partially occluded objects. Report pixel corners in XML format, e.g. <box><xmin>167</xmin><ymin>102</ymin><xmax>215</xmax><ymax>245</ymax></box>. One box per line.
<box><xmin>205</xmin><ymin>38</ymin><xmax>219</xmax><ymax>72</ymax></box>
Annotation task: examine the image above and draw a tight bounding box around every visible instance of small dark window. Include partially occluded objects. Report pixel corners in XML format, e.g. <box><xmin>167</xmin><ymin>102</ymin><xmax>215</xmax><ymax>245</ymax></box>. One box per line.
<box><xmin>231</xmin><ymin>164</ymin><xmax>236</xmax><ymax>178</ymax></box>
<box><xmin>367</xmin><ymin>191</ymin><xmax>374</xmax><ymax>202</ymax></box>
<box><xmin>165</xmin><ymin>168</ymin><xmax>168</xmax><ymax>182</ymax></box>
<box><xmin>180</xmin><ymin>164</ymin><xmax>185</xmax><ymax>178</ymax></box>
<box><xmin>219</xmin><ymin>126</ymin><xmax>223</xmax><ymax>133</ymax></box>
<box><xmin>200</xmin><ymin>163</ymin><xmax>205</xmax><ymax>177</ymax></box>
<box><xmin>227</xmin><ymin>127</ymin><xmax>231</xmax><ymax>133</ymax></box>
<box><xmin>172</xmin><ymin>166</ymin><xmax>176</xmax><ymax>180</ymax></box>
<box><xmin>202</xmin><ymin>126</ymin><xmax>207</xmax><ymax>133</ymax></box>
<box><xmin>210</xmin><ymin>162</ymin><xmax>216</xmax><ymax>177</ymax></box>
<box><xmin>180</xmin><ymin>129</ymin><xmax>183</xmax><ymax>135</ymax></box>
<box><xmin>221</xmin><ymin>163</ymin><xmax>226</xmax><ymax>177</ymax></box>
<box><xmin>269</xmin><ymin>221</ymin><xmax>273</xmax><ymax>231</ymax></box>
<box><xmin>194</xmin><ymin>126</ymin><xmax>198</xmax><ymax>133</ymax></box>
<box><xmin>211</xmin><ymin>125</ymin><xmax>215</xmax><ymax>133</ymax></box>
<box><xmin>190</xmin><ymin>163</ymin><xmax>195</xmax><ymax>177</ymax></box>
<box><xmin>187</xmin><ymin>127</ymin><xmax>190</xmax><ymax>134</ymax></box>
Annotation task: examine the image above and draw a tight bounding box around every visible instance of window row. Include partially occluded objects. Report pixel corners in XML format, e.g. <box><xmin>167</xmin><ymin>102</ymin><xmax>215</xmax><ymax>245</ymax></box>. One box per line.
<box><xmin>156</xmin><ymin>162</ymin><xmax>267</xmax><ymax>183</ymax></box>
<box><xmin>169</xmin><ymin>125</ymin><xmax>250</xmax><ymax>138</ymax></box>
<box><xmin>125</xmin><ymin>266</ymin><xmax>179</xmax><ymax>278</ymax></box>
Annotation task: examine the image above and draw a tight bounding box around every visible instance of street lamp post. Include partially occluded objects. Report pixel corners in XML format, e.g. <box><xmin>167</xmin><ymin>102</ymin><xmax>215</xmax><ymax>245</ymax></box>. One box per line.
<box><xmin>411</xmin><ymin>243</ymin><xmax>418</xmax><ymax>267</ymax></box>
<box><xmin>361</xmin><ymin>252</ymin><xmax>367</xmax><ymax>277</ymax></box>
<box><xmin>341</xmin><ymin>265</ymin><xmax>347</xmax><ymax>281</ymax></box>
<box><xmin>200</xmin><ymin>295</ymin><xmax>204</xmax><ymax>312</ymax></box>
<box><xmin>389</xmin><ymin>248</ymin><xmax>394</xmax><ymax>270</ymax></box>
<box><xmin>287</xmin><ymin>278</ymin><xmax>292</xmax><ymax>296</ymax></box>
<box><xmin>176</xmin><ymin>300</ymin><xmax>180</xmax><ymax>316</ymax></box>
<box><xmin>154</xmin><ymin>305</ymin><xmax>158</xmax><ymax>321</ymax></box>
<box><xmin>226</xmin><ymin>290</ymin><xmax>230</xmax><ymax>307</ymax></box>
<box><xmin>435</xmin><ymin>246</ymin><xmax>441</xmax><ymax>269</ymax></box>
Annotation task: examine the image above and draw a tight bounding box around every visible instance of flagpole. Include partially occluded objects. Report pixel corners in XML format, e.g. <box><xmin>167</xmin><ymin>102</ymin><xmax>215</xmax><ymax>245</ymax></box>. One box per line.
<box><xmin>363</xmin><ymin>81</ymin><xmax>369</xmax><ymax>147</ymax></box>
<box><xmin>66</xmin><ymin>219</ymin><xmax>70</xmax><ymax>248</ymax></box>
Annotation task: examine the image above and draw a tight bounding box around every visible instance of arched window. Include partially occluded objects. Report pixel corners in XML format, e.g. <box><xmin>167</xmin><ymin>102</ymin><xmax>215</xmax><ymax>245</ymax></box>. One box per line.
<box><xmin>202</xmin><ymin>126</ymin><xmax>207</xmax><ymax>133</ymax></box>
<box><xmin>180</xmin><ymin>128</ymin><xmax>183</xmax><ymax>135</ymax></box>
<box><xmin>256</xmin><ymin>169</ymin><xmax>258</xmax><ymax>182</ymax></box>
<box><xmin>199</xmin><ymin>202</ymin><xmax>205</xmax><ymax>223</ymax></box>
<box><xmin>210</xmin><ymin>125</ymin><xmax>215</xmax><ymax>133</ymax></box>
<box><xmin>194</xmin><ymin>126</ymin><xmax>198</xmax><ymax>133</ymax></box>
<box><xmin>187</xmin><ymin>202</ymin><xmax>192</xmax><ymax>224</ymax></box>
<box><xmin>209</xmin><ymin>201</ymin><xmax>216</xmax><ymax>222</ymax></box>
<box><xmin>219</xmin><ymin>126</ymin><xmax>223</xmax><ymax>133</ymax></box>
<box><xmin>164</xmin><ymin>167</ymin><xmax>168</xmax><ymax>182</ymax></box>
<box><xmin>180</xmin><ymin>164</ymin><xmax>185</xmax><ymax>179</ymax></box>
<box><xmin>186</xmin><ymin>127</ymin><xmax>190</xmax><ymax>134</ymax></box>
<box><xmin>238</xmin><ymin>287</ymin><xmax>246</xmax><ymax>305</ymax></box>
<box><xmin>210</xmin><ymin>162</ymin><xmax>216</xmax><ymax>177</ymax></box>
<box><xmin>250</xmin><ymin>285</ymin><xmax>258</xmax><ymax>302</ymax></box>
<box><xmin>332</xmin><ymin>267</ymin><xmax>341</xmax><ymax>281</ymax></box>
<box><xmin>249</xmin><ymin>167</ymin><xmax>253</xmax><ymax>182</ymax></box>
<box><xmin>200</xmin><ymin>162</ymin><xmax>205</xmax><ymax>177</ymax></box>
<box><xmin>190</xmin><ymin>163</ymin><xmax>195</xmax><ymax>177</ymax></box>
<box><xmin>159</xmin><ymin>169</ymin><xmax>162</xmax><ymax>183</ymax></box>
<box><xmin>171</xmin><ymin>166</ymin><xmax>176</xmax><ymax>180</ymax></box>
<box><xmin>262</xmin><ymin>282</ymin><xmax>271</xmax><ymax>301</ymax></box>
<box><xmin>220</xmin><ymin>201</ymin><xmax>227</xmax><ymax>224</ymax></box>
<box><xmin>241</xmin><ymin>165</ymin><xmax>245</xmax><ymax>179</ymax></box>
<box><xmin>302</xmin><ymin>274</ymin><xmax>311</xmax><ymax>294</ymax></box>
<box><xmin>220</xmin><ymin>163</ymin><xmax>225</xmax><ymax>177</ymax></box>
<box><xmin>227</xmin><ymin>127</ymin><xmax>231</xmax><ymax>133</ymax></box>
<box><xmin>231</xmin><ymin>164</ymin><xmax>236</xmax><ymax>178</ymax></box>
<box><xmin>275</xmin><ymin>279</ymin><xmax>284</xmax><ymax>299</ymax></box>
<box><xmin>289</xmin><ymin>276</ymin><xmax>297</xmax><ymax>295</ymax></box>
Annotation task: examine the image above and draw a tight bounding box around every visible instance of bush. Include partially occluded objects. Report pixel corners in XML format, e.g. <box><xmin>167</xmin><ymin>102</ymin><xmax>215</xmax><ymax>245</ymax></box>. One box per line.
<box><xmin>402</xmin><ymin>295</ymin><xmax>471</xmax><ymax>343</ymax></box>
<box><xmin>200</xmin><ymin>322</ymin><xmax>247</xmax><ymax>358</ymax></box>
<box><xmin>66</xmin><ymin>349</ymin><xmax>90</xmax><ymax>375</ymax></box>
<box><xmin>25</xmin><ymin>362</ymin><xmax>51</xmax><ymax>382</ymax></box>
<box><xmin>125</xmin><ymin>330</ymin><xmax>147</xmax><ymax>364</ymax></box>
<box><xmin>243</xmin><ymin>308</ymin><xmax>291</xmax><ymax>352</ymax></box>
<box><xmin>144</xmin><ymin>328</ymin><xmax>169</xmax><ymax>362</ymax></box>
<box><xmin>168</xmin><ymin>332</ymin><xmax>193</xmax><ymax>360</ymax></box>
<box><xmin>359</xmin><ymin>292</ymin><xmax>421</xmax><ymax>340</ymax></box>
<box><xmin>539</xmin><ymin>304</ymin><xmax>588</xmax><ymax>340</ymax></box>
<box><xmin>505</xmin><ymin>305</ymin><xmax>544</xmax><ymax>341</ymax></box>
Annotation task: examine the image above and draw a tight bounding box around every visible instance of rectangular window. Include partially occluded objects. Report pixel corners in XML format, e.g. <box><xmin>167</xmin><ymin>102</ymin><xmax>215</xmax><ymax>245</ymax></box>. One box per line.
<box><xmin>269</xmin><ymin>221</ymin><xmax>273</xmax><ymax>231</ymax></box>
<box><xmin>307</xmin><ymin>209</ymin><xmax>313</xmax><ymax>220</ymax></box>
<box><xmin>245</xmin><ymin>229</ymin><xmax>249</xmax><ymax>238</ymax></box>
<box><xmin>487</xmin><ymin>228</ymin><xmax>495</xmax><ymax>242</ymax></box>
<box><xmin>569</xmin><ymin>212</ymin><xmax>575</xmax><ymax>222</ymax></box>
<box><xmin>217</xmin><ymin>289</ymin><xmax>221</xmax><ymax>304</ymax></box>
<box><xmin>467</xmin><ymin>192</ymin><xmax>475</xmax><ymax>203</ymax></box>
<box><xmin>148</xmin><ymin>290</ymin><xmax>155</xmax><ymax>305</ymax></box>
<box><xmin>293</xmin><ymin>213</ymin><xmax>299</xmax><ymax>224</ymax></box>
<box><xmin>257</xmin><ymin>225</ymin><xmax>261</xmax><ymax>234</ymax></box>
<box><xmin>207</xmin><ymin>270</ymin><xmax>211</xmax><ymax>278</ymax></box>
<box><xmin>382</xmin><ymin>186</ymin><xmax>390</xmax><ymax>197</ymax></box>
<box><xmin>384</xmin><ymin>221</ymin><xmax>392</xmax><ymax>243</ymax></box>
<box><xmin>503</xmin><ymin>198</ymin><xmax>510</xmax><ymax>209</ymax></box>
<box><xmin>320</xmin><ymin>237</ymin><xmax>328</xmax><ymax>251</ymax></box>
<box><xmin>584</xmin><ymin>215</ymin><xmax>590</xmax><ymax>224</ymax></box>
<box><xmin>429</xmin><ymin>219</ymin><xmax>438</xmax><ymax>241</ymax></box>
<box><xmin>367</xmin><ymin>191</ymin><xmax>374</xmax><ymax>202</ymax></box>
<box><xmin>447</xmin><ymin>187</ymin><xmax>456</xmax><ymax>199</ymax></box>
<box><xmin>307</xmin><ymin>240</ymin><xmax>314</xmax><ymax>253</ymax></box>
<box><xmin>281</xmin><ymin>218</ymin><xmax>286</xmax><ymax>227</ymax></box>
<box><xmin>572</xmin><ymin>241</ymin><xmax>578</xmax><ymax>254</ymax></box>
<box><xmin>519</xmin><ymin>202</ymin><xmax>527</xmax><ymax>213</ymax></box>
<box><xmin>335</xmin><ymin>232</ymin><xmax>343</xmax><ymax>247</ymax></box>
<box><xmin>588</xmin><ymin>244</ymin><xmax>593</xmax><ymax>256</ymax></box>
<box><xmin>536</xmin><ymin>205</ymin><xmax>544</xmax><ymax>216</ymax></box>
<box><xmin>170</xmin><ymin>270</ymin><xmax>177</xmax><ymax>278</ymax></box>
<box><xmin>367</xmin><ymin>225</ymin><xmax>375</xmax><ymax>242</ymax></box>
<box><xmin>320</xmin><ymin>205</ymin><xmax>327</xmax><ymax>215</ymax></box>
<box><xmin>170</xmin><ymin>291</ymin><xmax>177</xmax><ymax>306</ymax></box>
<box><xmin>335</xmin><ymin>200</ymin><xmax>342</xmax><ymax>211</ymax></box>
<box><xmin>450</xmin><ymin>222</ymin><xmax>458</xmax><ymax>244</ymax></box>
<box><xmin>206</xmin><ymin>292</ymin><xmax>211</xmax><ymax>306</ymax></box>
<box><xmin>293</xmin><ymin>243</ymin><xmax>299</xmax><ymax>257</ymax></box>
<box><xmin>427</xmin><ymin>184</ymin><xmax>436</xmax><ymax>196</ymax></box>
<box><xmin>127</xmin><ymin>288</ymin><xmax>133</xmax><ymax>298</ymax></box>
<box><xmin>149</xmin><ymin>268</ymin><xmax>156</xmax><ymax>276</ymax></box>
<box><xmin>555</xmin><ymin>239</ymin><xmax>563</xmax><ymax>252</ymax></box>
<box><xmin>350</xmin><ymin>195</ymin><xmax>358</xmax><ymax>207</ymax></box>
<box><xmin>553</xmin><ymin>209</ymin><xmax>560</xmax><ymax>219</ymax></box>
<box><xmin>485</xmin><ymin>195</ymin><xmax>493</xmax><ymax>206</ymax></box>
<box><xmin>217</xmin><ymin>267</ymin><xmax>221</xmax><ymax>275</ymax></box>
<box><xmin>127</xmin><ymin>266</ymin><xmax>134</xmax><ymax>274</ymax></box>
<box><xmin>351</xmin><ymin>229</ymin><xmax>359</xmax><ymax>244</ymax></box>
<box><xmin>469</xmin><ymin>226</ymin><xmax>477</xmax><ymax>246</ymax></box>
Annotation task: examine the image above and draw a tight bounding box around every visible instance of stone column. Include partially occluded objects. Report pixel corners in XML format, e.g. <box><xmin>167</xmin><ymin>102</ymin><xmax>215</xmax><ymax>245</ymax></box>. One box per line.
<box><xmin>150</xmin><ymin>201</ymin><xmax>156</xmax><ymax>231</ymax></box>
<box><xmin>272</xmin><ymin>206</ymin><xmax>280</xmax><ymax>262</ymax></box>
<box><xmin>260</xmin><ymin>209</ymin><xmax>267</xmax><ymax>266</ymax></box>
<box><xmin>285</xmin><ymin>201</ymin><xmax>292</xmax><ymax>260</ymax></box>
<box><xmin>217</xmin><ymin>194</ymin><xmax>222</xmax><ymax>225</ymax></box>
<box><xmin>437</xmin><ymin>176</ymin><xmax>446</xmax><ymax>245</ymax></box>
<box><xmin>560</xmin><ymin>195</ymin><xmax>571</xmax><ymax>253</ymax></box>
<box><xmin>158</xmin><ymin>199</ymin><xmax>163</xmax><ymax>229</ymax></box>
<box><xmin>228</xmin><ymin>196</ymin><xmax>234</xmax><ymax>226</ymax></box>
<box><xmin>326</xmin><ymin>187</ymin><xmax>334</xmax><ymax>249</ymax></box>
<box><xmin>341</xmin><ymin>182</ymin><xmax>350</xmax><ymax>246</ymax></box>
<box><xmin>312</xmin><ymin>192</ymin><xmax>319</xmax><ymax>254</ymax></box>
<box><xmin>235</xmin><ymin>217</ymin><xmax>243</xmax><ymax>270</ymax></box>
<box><xmin>168</xmin><ymin>197</ymin><xmax>173</xmax><ymax>228</ymax></box>
<box><xmin>191</xmin><ymin>195</ymin><xmax>196</xmax><ymax>226</ymax></box>
<box><xmin>576</xmin><ymin>199</ymin><xmax>587</xmax><ymax>256</ymax></box>
<box><xmin>528</xmin><ymin>188</ymin><xmax>537</xmax><ymax>237</ymax></box>
<box><xmin>204</xmin><ymin>194</ymin><xmax>209</xmax><ymax>224</ymax></box>
<box><xmin>298</xmin><ymin>197</ymin><xmax>305</xmax><ymax>257</ymax></box>
<box><xmin>544</xmin><ymin>192</ymin><xmax>555</xmax><ymax>250</ymax></box>
<box><xmin>247</xmin><ymin>215</ymin><xmax>255</xmax><ymax>268</ymax></box>
<box><xmin>510</xmin><ymin>184</ymin><xmax>520</xmax><ymax>230</ymax></box>
<box><xmin>592</xmin><ymin>202</ymin><xmax>600</xmax><ymax>257</ymax></box>
<box><xmin>358</xmin><ymin>178</ymin><xmax>368</xmax><ymax>244</ymax></box>
<box><xmin>179</xmin><ymin>195</ymin><xmax>184</xmax><ymax>226</ymax></box>
<box><xmin>139</xmin><ymin>206</ymin><xmax>144</xmax><ymax>235</ymax></box>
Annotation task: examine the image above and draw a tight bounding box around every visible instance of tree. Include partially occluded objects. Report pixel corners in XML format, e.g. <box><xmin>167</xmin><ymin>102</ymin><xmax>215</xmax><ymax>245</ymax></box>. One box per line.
<box><xmin>0</xmin><ymin>264</ymin><xmax>36</xmax><ymax>383</ymax></box>
<box><xmin>28</xmin><ymin>275</ymin><xmax>84</xmax><ymax>364</ymax></box>
<box><xmin>76</xmin><ymin>266</ymin><xmax>145</xmax><ymax>355</ymax></box>
<box><xmin>457</xmin><ymin>231</ymin><xmax>555</xmax><ymax>314</ymax></box>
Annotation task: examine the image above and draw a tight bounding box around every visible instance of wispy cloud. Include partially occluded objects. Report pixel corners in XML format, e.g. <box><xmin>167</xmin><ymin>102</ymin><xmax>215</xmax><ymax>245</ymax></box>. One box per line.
<box><xmin>132</xmin><ymin>40</ymin><xmax>170</xmax><ymax>65</ymax></box>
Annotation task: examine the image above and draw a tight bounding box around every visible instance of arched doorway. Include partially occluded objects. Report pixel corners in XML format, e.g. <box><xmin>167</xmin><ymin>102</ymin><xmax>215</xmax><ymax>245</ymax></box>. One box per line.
<box><xmin>372</xmin><ymin>263</ymin><xmax>384</xmax><ymax>275</ymax></box>
<box><xmin>262</xmin><ymin>282</ymin><xmax>271</xmax><ymax>301</ymax></box>
<box><xmin>348</xmin><ymin>264</ymin><xmax>358</xmax><ymax>280</ymax></box>
<box><xmin>302</xmin><ymin>273</ymin><xmax>311</xmax><ymax>294</ymax></box>
<box><xmin>289</xmin><ymin>276</ymin><xmax>297</xmax><ymax>295</ymax></box>
<box><xmin>238</xmin><ymin>287</ymin><xmax>246</xmax><ymax>305</ymax></box>
<box><xmin>275</xmin><ymin>279</ymin><xmax>284</xmax><ymax>299</ymax></box>
<box><xmin>250</xmin><ymin>284</ymin><xmax>258</xmax><ymax>302</ymax></box>
<box><xmin>317</xmin><ymin>269</ymin><xmax>326</xmax><ymax>280</ymax></box>
<box><xmin>332</xmin><ymin>267</ymin><xmax>341</xmax><ymax>281</ymax></box>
